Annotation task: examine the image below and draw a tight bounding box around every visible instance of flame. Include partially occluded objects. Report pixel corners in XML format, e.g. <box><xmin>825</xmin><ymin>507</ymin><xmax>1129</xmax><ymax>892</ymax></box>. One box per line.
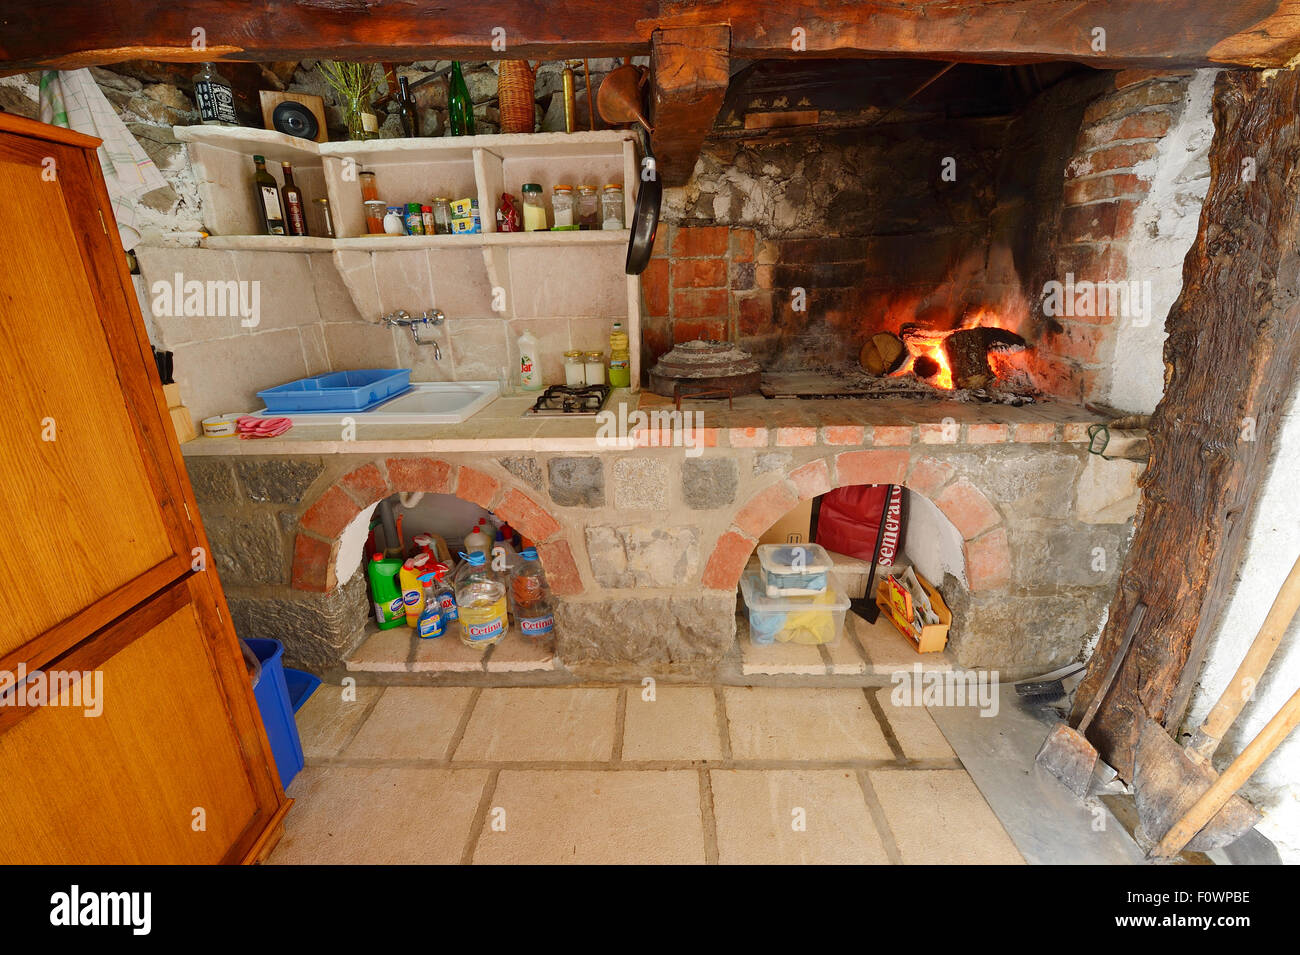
<box><xmin>886</xmin><ymin>307</ymin><xmax>1022</xmax><ymax>391</ymax></box>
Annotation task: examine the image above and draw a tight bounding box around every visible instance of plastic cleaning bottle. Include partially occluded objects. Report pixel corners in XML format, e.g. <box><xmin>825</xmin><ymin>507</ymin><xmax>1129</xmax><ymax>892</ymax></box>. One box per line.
<box><xmin>454</xmin><ymin>551</ymin><xmax>508</xmax><ymax>648</ymax></box>
<box><xmin>399</xmin><ymin>552</ymin><xmax>435</xmax><ymax>627</ymax></box>
<box><xmin>367</xmin><ymin>554</ymin><xmax>406</xmax><ymax>630</ymax></box>
<box><xmin>464</xmin><ymin>520</ymin><xmax>492</xmax><ymax>559</ymax></box>
<box><xmin>416</xmin><ymin>574</ymin><xmax>446</xmax><ymax>639</ymax></box>
<box><xmin>609</xmin><ymin>321</ymin><xmax>630</xmax><ymax>387</ymax></box>
<box><xmin>432</xmin><ymin>562</ymin><xmax>458</xmax><ymax>629</ymax></box>
<box><xmin>509</xmin><ymin>547</ymin><xmax>556</xmax><ymax>646</ymax></box>
<box><xmin>518</xmin><ymin>330</ymin><xmax>543</xmax><ymax>391</ymax></box>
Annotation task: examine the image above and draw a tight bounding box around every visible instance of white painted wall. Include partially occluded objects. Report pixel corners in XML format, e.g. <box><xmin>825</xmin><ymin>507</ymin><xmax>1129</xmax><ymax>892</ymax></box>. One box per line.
<box><xmin>1105</xmin><ymin>70</ymin><xmax>1217</xmax><ymax>414</ymax></box>
<box><xmin>1184</xmin><ymin>394</ymin><xmax>1300</xmax><ymax>864</ymax></box>
<box><xmin>901</xmin><ymin>489</ymin><xmax>967</xmax><ymax>588</ymax></box>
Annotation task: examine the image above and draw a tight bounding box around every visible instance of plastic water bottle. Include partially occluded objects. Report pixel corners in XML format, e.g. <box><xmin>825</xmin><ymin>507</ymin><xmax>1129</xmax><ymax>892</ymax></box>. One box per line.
<box><xmin>416</xmin><ymin>574</ymin><xmax>445</xmax><ymax>639</ymax></box>
<box><xmin>510</xmin><ymin>547</ymin><xmax>555</xmax><ymax>646</ymax></box>
<box><xmin>454</xmin><ymin>551</ymin><xmax>507</xmax><ymax>648</ymax></box>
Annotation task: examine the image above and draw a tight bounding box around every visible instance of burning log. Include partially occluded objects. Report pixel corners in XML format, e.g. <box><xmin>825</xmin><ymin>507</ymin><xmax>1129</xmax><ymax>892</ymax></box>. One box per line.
<box><xmin>943</xmin><ymin>326</ymin><xmax>1026</xmax><ymax>390</ymax></box>
<box><xmin>912</xmin><ymin>354</ymin><xmax>942</xmax><ymax>382</ymax></box>
<box><xmin>859</xmin><ymin>332</ymin><xmax>906</xmax><ymax>376</ymax></box>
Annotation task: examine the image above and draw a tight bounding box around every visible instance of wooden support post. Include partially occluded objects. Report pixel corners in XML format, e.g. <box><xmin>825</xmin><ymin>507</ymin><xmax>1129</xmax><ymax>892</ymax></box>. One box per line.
<box><xmin>1072</xmin><ymin>66</ymin><xmax>1300</xmax><ymax>779</ymax></box>
<box><xmin>649</xmin><ymin>25</ymin><xmax>730</xmax><ymax>187</ymax></box>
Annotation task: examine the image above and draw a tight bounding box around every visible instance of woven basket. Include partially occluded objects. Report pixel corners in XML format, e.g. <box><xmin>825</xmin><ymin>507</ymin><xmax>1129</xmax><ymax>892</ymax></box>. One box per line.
<box><xmin>498</xmin><ymin>60</ymin><xmax>536</xmax><ymax>134</ymax></box>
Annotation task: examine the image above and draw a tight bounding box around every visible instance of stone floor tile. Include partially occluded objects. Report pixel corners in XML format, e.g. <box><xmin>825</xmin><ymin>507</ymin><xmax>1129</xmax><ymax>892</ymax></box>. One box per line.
<box><xmin>454</xmin><ymin>688</ymin><xmax>619</xmax><ymax>762</ymax></box>
<box><xmin>294</xmin><ymin>683</ymin><xmax>384</xmax><ymax>760</ymax></box>
<box><xmin>269</xmin><ymin>767</ymin><xmax>487</xmax><ymax>865</ymax></box>
<box><xmin>873</xmin><ymin>688</ymin><xmax>956</xmax><ymax>759</ymax></box>
<box><xmin>722</xmin><ymin>687</ymin><xmax>892</xmax><ymax>761</ymax></box>
<box><xmin>341</xmin><ymin>686</ymin><xmax>475</xmax><ymax>761</ymax></box>
<box><xmin>870</xmin><ymin>769</ymin><xmax>1024</xmax><ymax>864</ymax></box>
<box><xmin>853</xmin><ymin>613</ymin><xmax>954</xmax><ymax>675</ymax></box>
<box><xmin>345</xmin><ymin>627</ymin><xmax>412</xmax><ymax>672</ymax></box>
<box><xmin>740</xmin><ymin>637</ymin><xmax>826</xmax><ymax>675</ymax></box>
<box><xmin>411</xmin><ymin>633</ymin><xmax>488</xmax><ymax>672</ymax></box>
<box><xmin>486</xmin><ymin>632</ymin><xmax>557</xmax><ymax>672</ymax></box>
<box><xmin>472</xmin><ymin>770</ymin><xmax>705</xmax><ymax>864</ymax></box>
<box><xmin>621</xmin><ymin>686</ymin><xmax>723</xmax><ymax>762</ymax></box>
<box><xmin>709</xmin><ymin>769</ymin><xmax>889</xmax><ymax>864</ymax></box>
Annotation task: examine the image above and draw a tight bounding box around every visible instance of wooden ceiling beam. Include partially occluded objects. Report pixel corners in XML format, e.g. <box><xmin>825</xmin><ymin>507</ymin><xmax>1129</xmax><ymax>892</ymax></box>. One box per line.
<box><xmin>4</xmin><ymin>1</ymin><xmax>1300</xmax><ymax>74</ymax></box>
<box><xmin>650</xmin><ymin>25</ymin><xmax>730</xmax><ymax>186</ymax></box>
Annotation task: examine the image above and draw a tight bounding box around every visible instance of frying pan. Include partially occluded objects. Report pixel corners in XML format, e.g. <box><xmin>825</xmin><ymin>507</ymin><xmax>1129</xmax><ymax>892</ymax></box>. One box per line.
<box><xmin>625</xmin><ymin>126</ymin><xmax>661</xmax><ymax>276</ymax></box>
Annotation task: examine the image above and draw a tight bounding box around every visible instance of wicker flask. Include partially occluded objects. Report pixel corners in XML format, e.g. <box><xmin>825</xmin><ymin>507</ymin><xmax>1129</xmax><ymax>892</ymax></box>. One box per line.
<box><xmin>498</xmin><ymin>60</ymin><xmax>536</xmax><ymax>133</ymax></box>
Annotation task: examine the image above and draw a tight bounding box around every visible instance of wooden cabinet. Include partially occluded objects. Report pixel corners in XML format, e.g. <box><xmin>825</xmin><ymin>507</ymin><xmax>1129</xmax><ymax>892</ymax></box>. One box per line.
<box><xmin>0</xmin><ymin>113</ymin><xmax>288</xmax><ymax>863</ymax></box>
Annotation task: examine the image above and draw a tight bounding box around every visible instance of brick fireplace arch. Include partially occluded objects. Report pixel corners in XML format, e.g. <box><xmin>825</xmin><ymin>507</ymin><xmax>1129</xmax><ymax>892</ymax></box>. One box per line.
<box><xmin>289</xmin><ymin>456</ymin><xmax>582</xmax><ymax>596</ymax></box>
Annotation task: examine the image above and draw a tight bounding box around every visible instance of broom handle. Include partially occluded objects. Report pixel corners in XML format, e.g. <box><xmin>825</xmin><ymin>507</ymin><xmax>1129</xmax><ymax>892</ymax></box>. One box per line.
<box><xmin>1190</xmin><ymin>552</ymin><xmax>1300</xmax><ymax>760</ymax></box>
<box><xmin>1153</xmin><ymin>684</ymin><xmax>1300</xmax><ymax>859</ymax></box>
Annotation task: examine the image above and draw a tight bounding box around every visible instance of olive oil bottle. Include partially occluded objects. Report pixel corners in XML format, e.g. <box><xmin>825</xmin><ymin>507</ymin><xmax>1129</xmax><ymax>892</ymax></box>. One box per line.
<box><xmin>252</xmin><ymin>155</ymin><xmax>286</xmax><ymax>235</ymax></box>
<box><xmin>279</xmin><ymin>161</ymin><xmax>309</xmax><ymax>236</ymax></box>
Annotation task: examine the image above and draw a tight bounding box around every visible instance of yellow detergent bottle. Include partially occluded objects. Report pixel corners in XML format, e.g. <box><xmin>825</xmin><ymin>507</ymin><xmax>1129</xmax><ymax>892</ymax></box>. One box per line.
<box><xmin>399</xmin><ymin>553</ymin><xmax>434</xmax><ymax>627</ymax></box>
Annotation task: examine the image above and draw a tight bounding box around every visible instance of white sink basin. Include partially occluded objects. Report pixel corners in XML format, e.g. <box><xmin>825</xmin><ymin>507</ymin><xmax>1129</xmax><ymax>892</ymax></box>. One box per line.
<box><xmin>256</xmin><ymin>381</ymin><xmax>499</xmax><ymax>425</ymax></box>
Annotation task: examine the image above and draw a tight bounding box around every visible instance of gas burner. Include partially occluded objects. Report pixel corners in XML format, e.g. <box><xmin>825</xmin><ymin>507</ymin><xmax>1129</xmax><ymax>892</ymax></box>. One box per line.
<box><xmin>523</xmin><ymin>384</ymin><xmax>611</xmax><ymax>417</ymax></box>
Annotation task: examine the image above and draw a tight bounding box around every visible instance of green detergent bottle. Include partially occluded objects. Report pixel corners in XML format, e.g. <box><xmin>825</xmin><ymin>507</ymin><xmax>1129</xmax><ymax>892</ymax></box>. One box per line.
<box><xmin>367</xmin><ymin>554</ymin><xmax>405</xmax><ymax>630</ymax></box>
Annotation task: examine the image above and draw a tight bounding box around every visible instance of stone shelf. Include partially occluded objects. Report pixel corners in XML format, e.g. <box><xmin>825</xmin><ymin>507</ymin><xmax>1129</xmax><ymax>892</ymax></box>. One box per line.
<box><xmin>201</xmin><ymin>230</ymin><xmax>631</xmax><ymax>253</ymax></box>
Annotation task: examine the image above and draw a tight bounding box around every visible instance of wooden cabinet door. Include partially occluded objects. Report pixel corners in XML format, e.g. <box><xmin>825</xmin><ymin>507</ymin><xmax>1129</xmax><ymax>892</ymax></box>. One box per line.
<box><xmin>0</xmin><ymin>123</ymin><xmax>197</xmax><ymax>673</ymax></box>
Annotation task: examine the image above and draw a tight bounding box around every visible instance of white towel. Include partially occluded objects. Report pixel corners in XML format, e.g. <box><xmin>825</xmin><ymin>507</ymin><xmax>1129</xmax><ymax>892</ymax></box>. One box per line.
<box><xmin>39</xmin><ymin>69</ymin><xmax>168</xmax><ymax>251</ymax></box>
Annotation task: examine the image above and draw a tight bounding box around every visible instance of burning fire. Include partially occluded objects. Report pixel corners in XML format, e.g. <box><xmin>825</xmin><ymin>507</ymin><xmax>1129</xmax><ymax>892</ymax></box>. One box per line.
<box><xmin>890</xmin><ymin>308</ymin><xmax>1023</xmax><ymax>392</ymax></box>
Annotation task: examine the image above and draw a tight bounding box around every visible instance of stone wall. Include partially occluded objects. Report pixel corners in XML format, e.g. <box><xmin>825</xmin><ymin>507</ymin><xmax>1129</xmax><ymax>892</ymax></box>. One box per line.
<box><xmin>186</xmin><ymin>416</ymin><xmax>1137</xmax><ymax>678</ymax></box>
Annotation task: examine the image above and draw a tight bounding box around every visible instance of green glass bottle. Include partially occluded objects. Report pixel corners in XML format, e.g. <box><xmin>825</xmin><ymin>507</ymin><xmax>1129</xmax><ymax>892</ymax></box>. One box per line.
<box><xmin>448</xmin><ymin>61</ymin><xmax>475</xmax><ymax>137</ymax></box>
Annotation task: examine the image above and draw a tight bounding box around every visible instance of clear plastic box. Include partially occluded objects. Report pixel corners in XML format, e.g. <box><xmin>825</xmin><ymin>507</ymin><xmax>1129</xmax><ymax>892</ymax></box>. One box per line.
<box><xmin>739</xmin><ymin>566</ymin><xmax>850</xmax><ymax>646</ymax></box>
<box><xmin>756</xmin><ymin>542</ymin><xmax>834</xmax><ymax>597</ymax></box>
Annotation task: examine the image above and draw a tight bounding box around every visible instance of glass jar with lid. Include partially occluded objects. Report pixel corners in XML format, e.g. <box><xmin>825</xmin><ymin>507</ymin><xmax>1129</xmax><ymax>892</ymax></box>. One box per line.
<box><xmin>521</xmin><ymin>183</ymin><xmax>547</xmax><ymax>231</ymax></box>
<box><xmin>584</xmin><ymin>351</ymin><xmax>605</xmax><ymax>385</ymax></box>
<box><xmin>563</xmin><ymin>350</ymin><xmax>586</xmax><ymax>387</ymax></box>
<box><xmin>576</xmin><ymin>185</ymin><xmax>599</xmax><ymax>229</ymax></box>
<box><xmin>431</xmin><ymin>197</ymin><xmax>453</xmax><ymax>235</ymax></box>
<box><xmin>552</xmin><ymin>185</ymin><xmax>575</xmax><ymax>229</ymax></box>
<box><xmin>601</xmin><ymin>184</ymin><xmax>625</xmax><ymax>230</ymax></box>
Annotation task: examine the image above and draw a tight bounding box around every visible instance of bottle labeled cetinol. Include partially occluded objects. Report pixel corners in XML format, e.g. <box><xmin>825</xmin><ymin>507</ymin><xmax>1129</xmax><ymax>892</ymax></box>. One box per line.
<box><xmin>510</xmin><ymin>547</ymin><xmax>555</xmax><ymax>646</ymax></box>
<box><xmin>453</xmin><ymin>551</ymin><xmax>507</xmax><ymax>648</ymax></box>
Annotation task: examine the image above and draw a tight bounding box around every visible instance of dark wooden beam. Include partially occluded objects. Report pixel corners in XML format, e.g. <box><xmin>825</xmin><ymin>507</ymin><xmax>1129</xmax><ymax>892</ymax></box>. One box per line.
<box><xmin>4</xmin><ymin>2</ymin><xmax>1300</xmax><ymax>74</ymax></box>
<box><xmin>650</xmin><ymin>25</ymin><xmax>729</xmax><ymax>186</ymax></box>
<box><xmin>1072</xmin><ymin>65</ymin><xmax>1300</xmax><ymax>779</ymax></box>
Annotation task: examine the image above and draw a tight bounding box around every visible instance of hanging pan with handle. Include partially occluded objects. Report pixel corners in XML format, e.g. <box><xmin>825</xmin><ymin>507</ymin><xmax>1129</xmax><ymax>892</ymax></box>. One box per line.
<box><xmin>597</xmin><ymin>64</ymin><xmax>660</xmax><ymax>276</ymax></box>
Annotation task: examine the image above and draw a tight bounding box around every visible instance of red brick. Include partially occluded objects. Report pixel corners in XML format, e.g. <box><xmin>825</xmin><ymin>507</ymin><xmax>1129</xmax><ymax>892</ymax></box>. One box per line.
<box><xmin>1079</xmin><ymin>111</ymin><xmax>1173</xmax><ymax>153</ymax></box>
<box><xmin>1062</xmin><ymin>422</ymin><xmax>1091</xmax><ymax>443</ymax></box>
<box><xmin>790</xmin><ymin>459</ymin><xmax>832</xmax><ymax>501</ymax></box>
<box><xmin>496</xmin><ymin>488</ymin><xmax>560</xmax><ymax>543</ymax></box>
<box><xmin>671</xmin><ymin>257</ymin><xmax>727</xmax><ymax>288</ymax></box>
<box><xmin>339</xmin><ymin>463</ymin><xmax>389</xmax><ymax>506</ymax></box>
<box><xmin>291</xmin><ymin>533</ymin><xmax>333</xmax><ymax>592</ymax></box>
<box><xmin>457</xmin><ymin>466</ymin><xmax>500</xmax><ymax>508</ymax></box>
<box><xmin>1012</xmin><ymin>422</ymin><xmax>1058</xmax><ymax>443</ymax></box>
<box><xmin>642</xmin><ymin>258</ymin><xmax>670</xmax><ymax>317</ymax></box>
<box><xmin>672</xmin><ymin>225</ymin><xmax>729</xmax><ymax>257</ymax></box>
<box><xmin>536</xmin><ymin>539</ymin><xmax>583</xmax><ymax>595</ymax></box>
<box><xmin>730</xmin><ymin>228</ymin><xmax>756</xmax><ymax>263</ymax></box>
<box><xmin>642</xmin><ymin>317</ymin><xmax>673</xmax><ymax>366</ymax></box>
<box><xmin>821</xmin><ymin>425</ymin><xmax>865</xmax><ymax>446</ymax></box>
<box><xmin>835</xmin><ymin>450</ymin><xmax>909</xmax><ymax>487</ymax></box>
<box><xmin>776</xmin><ymin>426</ymin><xmax>817</xmax><ymax>447</ymax></box>
<box><xmin>1063</xmin><ymin>173</ymin><xmax>1147</xmax><ymax>206</ymax></box>
<box><xmin>965</xmin><ymin>527</ymin><xmax>1012</xmax><ymax>592</ymax></box>
<box><xmin>907</xmin><ymin>456</ymin><xmax>956</xmax><ymax>498</ymax></box>
<box><xmin>673</xmin><ymin>288</ymin><xmax>729</xmax><ymax>320</ymax></box>
<box><xmin>673</xmin><ymin>318</ymin><xmax>726</xmax><ymax>343</ymax></box>
<box><xmin>680</xmin><ymin>425</ymin><xmax>719</xmax><ymax>449</ymax></box>
<box><xmin>651</xmin><ymin>222</ymin><xmax>673</xmax><ymax>258</ymax></box>
<box><xmin>385</xmin><ymin>456</ymin><xmax>454</xmax><ymax>494</ymax></box>
<box><xmin>1085</xmin><ymin>79</ymin><xmax>1185</xmax><ymax>124</ymax></box>
<box><xmin>729</xmin><ymin>426</ymin><xmax>769</xmax><ymax>447</ymax></box>
<box><xmin>1065</xmin><ymin>142</ymin><xmax>1160</xmax><ymax>179</ymax></box>
<box><xmin>1056</xmin><ymin>242</ymin><xmax>1129</xmax><ymax>282</ymax></box>
<box><xmin>870</xmin><ymin>426</ymin><xmax>913</xmax><ymax>446</ymax></box>
<box><xmin>1059</xmin><ymin>199</ymin><xmax>1138</xmax><ymax>244</ymax></box>
<box><xmin>737</xmin><ymin>293</ymin><xmax>774</xmax><ymax>335</ymax></box>
<box><xmin>754</xmin><ymin>264</ymin><xmax>777</xmax><ymax>290</ymax></box>
<box><xmin>967</xmin><ymin>423</ymin><xmax>1009</xmax><ymax>445</ymax></box>
<box><xmin>935</xmin><ymin>478</ymin><xmax>1002</xmax><ymax>540</ymax></box>
<box><xmin>735</xmin><ymin>482</ymin><xmax>799</xmax><ymax>538</ymax></box>
<box><xmin>301</xmin><ymin>485</ymin><xmax>361</xmax><ymax>539</ymax></box>
<box><xmin>702</xmin><ymin>529</ymin><xmax>757</xmax><ymax>590</ymax></box>
<box><xmin>918</xmin><ymin>422</ymin><xmax>960</xmax><ymax>445</ymax></box>
<box><xmin>1043</xmin><ymin>323</ymin><xmax>1109</xmax><ymax>363</ymax></box>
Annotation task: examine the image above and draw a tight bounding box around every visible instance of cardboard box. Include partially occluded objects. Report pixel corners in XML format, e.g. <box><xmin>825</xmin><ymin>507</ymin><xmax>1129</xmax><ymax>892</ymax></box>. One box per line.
<box><xmin>876</xmin><ymin>568</ymin><xmax>951</xmax><ymax>653</ymax></box>
<box><xmin>450</xmin><ymin>216</ymin><xmax>478</xmax><ymax>234</ymax></box>
<box><xmin>449</xmin><ymin>197</ymin><xmax>476</xmax><ymax>218</ymax></box>
<box><xmin>758</xmin><ymin>496</ymin><xmax>812</xmax><ymax>546</ymax></box>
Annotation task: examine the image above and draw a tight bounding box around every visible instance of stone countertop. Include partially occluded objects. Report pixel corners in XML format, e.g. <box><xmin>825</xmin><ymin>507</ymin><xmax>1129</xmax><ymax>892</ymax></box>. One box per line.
<box><xmin>179</xmin><ymin>388</ymin><xmax>1108</xmax><ymax>457</ymax></box>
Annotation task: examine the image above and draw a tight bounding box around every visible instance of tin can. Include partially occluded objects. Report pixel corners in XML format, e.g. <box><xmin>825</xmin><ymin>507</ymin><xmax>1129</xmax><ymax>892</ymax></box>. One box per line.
<box><xmin>404</xmin><ymin>202</ymin><xmax>425</xmax><ymax>236</ymax></box>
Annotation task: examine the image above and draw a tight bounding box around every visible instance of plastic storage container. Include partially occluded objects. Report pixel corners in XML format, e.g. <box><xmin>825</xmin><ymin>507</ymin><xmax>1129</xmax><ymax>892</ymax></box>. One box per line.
<box><xmin>738</xmin><ymin>567</ymin><xmax>850</xmax><ymax>646</ymax></box>
<box><xmin>256</xmin><ymin>369</ymin><xmax>411</xmax><ymax>413</ymax></box>
<box><xmin>245</xmin><ymin>638</ymin><xmax>305</xmax><ymax>787</ymax></box>
<box><xmin>283</xmin><ymin>667</ymin><xmax>322</xmax><ymax>713</ymax></box>
<box><xmin>756</xmin><ymin>542</ymin><xmax>834</xmax><ymax>597</ymax></box>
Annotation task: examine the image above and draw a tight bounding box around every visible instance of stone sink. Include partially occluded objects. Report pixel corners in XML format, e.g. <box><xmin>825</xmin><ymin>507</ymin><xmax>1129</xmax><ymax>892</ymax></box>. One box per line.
<box><xmin>254</xmin><ymin>381</ymin><xmax>500</xmax><ymax>425</ymax></box>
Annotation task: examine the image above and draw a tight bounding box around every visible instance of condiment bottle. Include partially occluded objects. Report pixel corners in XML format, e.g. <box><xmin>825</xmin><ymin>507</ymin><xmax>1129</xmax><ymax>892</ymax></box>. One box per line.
<box><xmin>280</xmin><ymin>161</ymin><xmax>309</xmax><ymax>237</ymax></box>
<box><xmin>251</xmin><ymin>155</ymin><xmax>286</xmax><ymax>236</ymax></box>
<box><xmin>521</xmin><ymin>183</ymin><xmax>547</xmax><ymax>231</ymax></box>
<box><xmin>609</xmin><ymin>321</ymin><xmax>631</xmax><ymax>387</ymax></box>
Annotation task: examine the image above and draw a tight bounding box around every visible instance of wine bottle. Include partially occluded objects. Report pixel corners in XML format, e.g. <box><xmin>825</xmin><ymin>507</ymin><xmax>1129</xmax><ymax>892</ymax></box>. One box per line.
<box><xmin>448</xmin><ymin>61</ymin><xmax>475</xmax><ymax>137</ymax></box>
<box><xmin>252</xmin><ymin>155</ymin><xmax>286</xmax><ymax>235</ymax></box>
<box><xmin>398</xmin><ymin>75</ymin><xmax>419</xmax><ymax>138</ymax></box>
<box><xmin>280</xmin><ymin>161</ymin><xmax>309</xmax><ymax>237</ymax></box>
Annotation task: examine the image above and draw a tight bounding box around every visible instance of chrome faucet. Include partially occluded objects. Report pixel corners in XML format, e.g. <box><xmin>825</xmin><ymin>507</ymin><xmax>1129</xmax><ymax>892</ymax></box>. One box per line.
<box><xmin>382</xmin><ymin>308</ymin><xmax>446</xmax><ymax>358</ymax></box>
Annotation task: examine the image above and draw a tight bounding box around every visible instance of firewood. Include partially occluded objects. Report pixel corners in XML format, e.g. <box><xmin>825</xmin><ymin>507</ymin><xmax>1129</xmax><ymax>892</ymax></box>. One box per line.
<box><xmin>859</xmin><ymin>332</ymin><xmax>906</xmax><ymax>376</ymax></box>
<box><xmin>944</xmin><ymin>326</ymin><xmax>1027</xmax><ymax>390</ymax></box>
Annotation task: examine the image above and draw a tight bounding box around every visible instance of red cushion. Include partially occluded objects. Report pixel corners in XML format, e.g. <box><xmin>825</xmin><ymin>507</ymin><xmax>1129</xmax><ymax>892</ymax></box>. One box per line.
<box><xmin>815</xmin><ymin>484</ymin><xmax>904</xmax><ymax>564</ymax></box>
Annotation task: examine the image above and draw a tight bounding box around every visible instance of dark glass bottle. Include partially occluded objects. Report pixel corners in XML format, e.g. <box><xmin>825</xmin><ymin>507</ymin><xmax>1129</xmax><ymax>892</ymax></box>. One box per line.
<box><xmin>448</xmin><ymin>62</ymin><xmax>475</xmax><ymax>137</ymax></box>
<box><xmin>194</xmin><ymin>62</ymin><xmax>238</xmax><ymax>126</ymax></box>
<box><xmin>252</xmin><ymin>155</ymin><xmax>285</xmax><ymax>235</ymax></box>
<box><xmin>398</xmin><ymin>76</ymin><xmax>419</xmax><ymax>138</ymax></box>
<box><xmin>280</xmin><ymin>161</ymin><xmax>309</xmax><ymax>237</ymax></box>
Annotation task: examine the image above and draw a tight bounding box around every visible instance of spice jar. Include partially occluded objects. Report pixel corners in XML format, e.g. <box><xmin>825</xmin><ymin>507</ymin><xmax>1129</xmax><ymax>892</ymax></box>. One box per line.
<box><xmin>584</xmin><ymin>351</ymin><xmax>605</xmax><ymax>385</ymax></box>
<box><xmin>359</xmin><ymin>171</ymin><xmax>378</xmax><ymax>202</ymax></box>
<box><xmin>432</xmin><ymin>197</ymin><xmax>452</xmax><ymax>235</ymax></box>
<box><xmin>314</xmin><ymin>198</ymin><xmax>335</xmax><ymax>238</ymax></box>
<box><xmin>601</xmin><ymin>184</ymin><xmax>625</xmax><ymax>230</ymax></box>
<box><xmin>563</xmin><ymin>350</ymin><xmax>586</xmax><ymax>387</ymax></box>
<box><xmin>521</xmin><ymin>183</ymin><xmax>547</xmax><ymax>231</ymax></box>
<box><xmin>421</xmin><ymin>204</ymin><xmax>435</xmax><ymax>234</ymax></box>
<box><xmin>404</xmin><ymin>202</ymin><xmax>425</xmax><ymax>236</ymax></box>
<box><xmin>577</xmin><ymin>185</ymin><xmax>599</xmax><ymax>229</ymax></box>
<box><xmin>364</xmin><ymin>200</ymin><xmax>387</xmax><ymax>235</ymax></box>
<box><xmin>552</xmin><ymin>184</ymin><xmax>575</xmax><ymax>229</ymax></box>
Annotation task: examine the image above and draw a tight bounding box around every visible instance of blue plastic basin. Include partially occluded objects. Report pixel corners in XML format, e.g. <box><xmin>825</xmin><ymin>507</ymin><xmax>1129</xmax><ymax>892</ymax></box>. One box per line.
<box><xmin>257</xmin><ymin>369</ymin><xmax>411</xmax><ymax>413</ymax></box>
<box><xmin>246</xmin><ymin>638</ymin><xmax>305</xmax><ymax>788</ymax></box>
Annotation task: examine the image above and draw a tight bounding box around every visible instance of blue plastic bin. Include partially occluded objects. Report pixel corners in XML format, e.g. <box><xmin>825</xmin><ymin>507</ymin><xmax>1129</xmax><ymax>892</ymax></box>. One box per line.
<box><xmin>283</xmin><ymin>667</ymin><xmax>322</xmax><ymax>713</ymax></box>
<box><xmin>256</xmin><ymin>369</ymin><xmax>411</xmax><ymax>413</ymax></box>
<box><xmin>246</xmin><ymin>638</ymin><xmax>305</xmax><ymax>788</ymax></box>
